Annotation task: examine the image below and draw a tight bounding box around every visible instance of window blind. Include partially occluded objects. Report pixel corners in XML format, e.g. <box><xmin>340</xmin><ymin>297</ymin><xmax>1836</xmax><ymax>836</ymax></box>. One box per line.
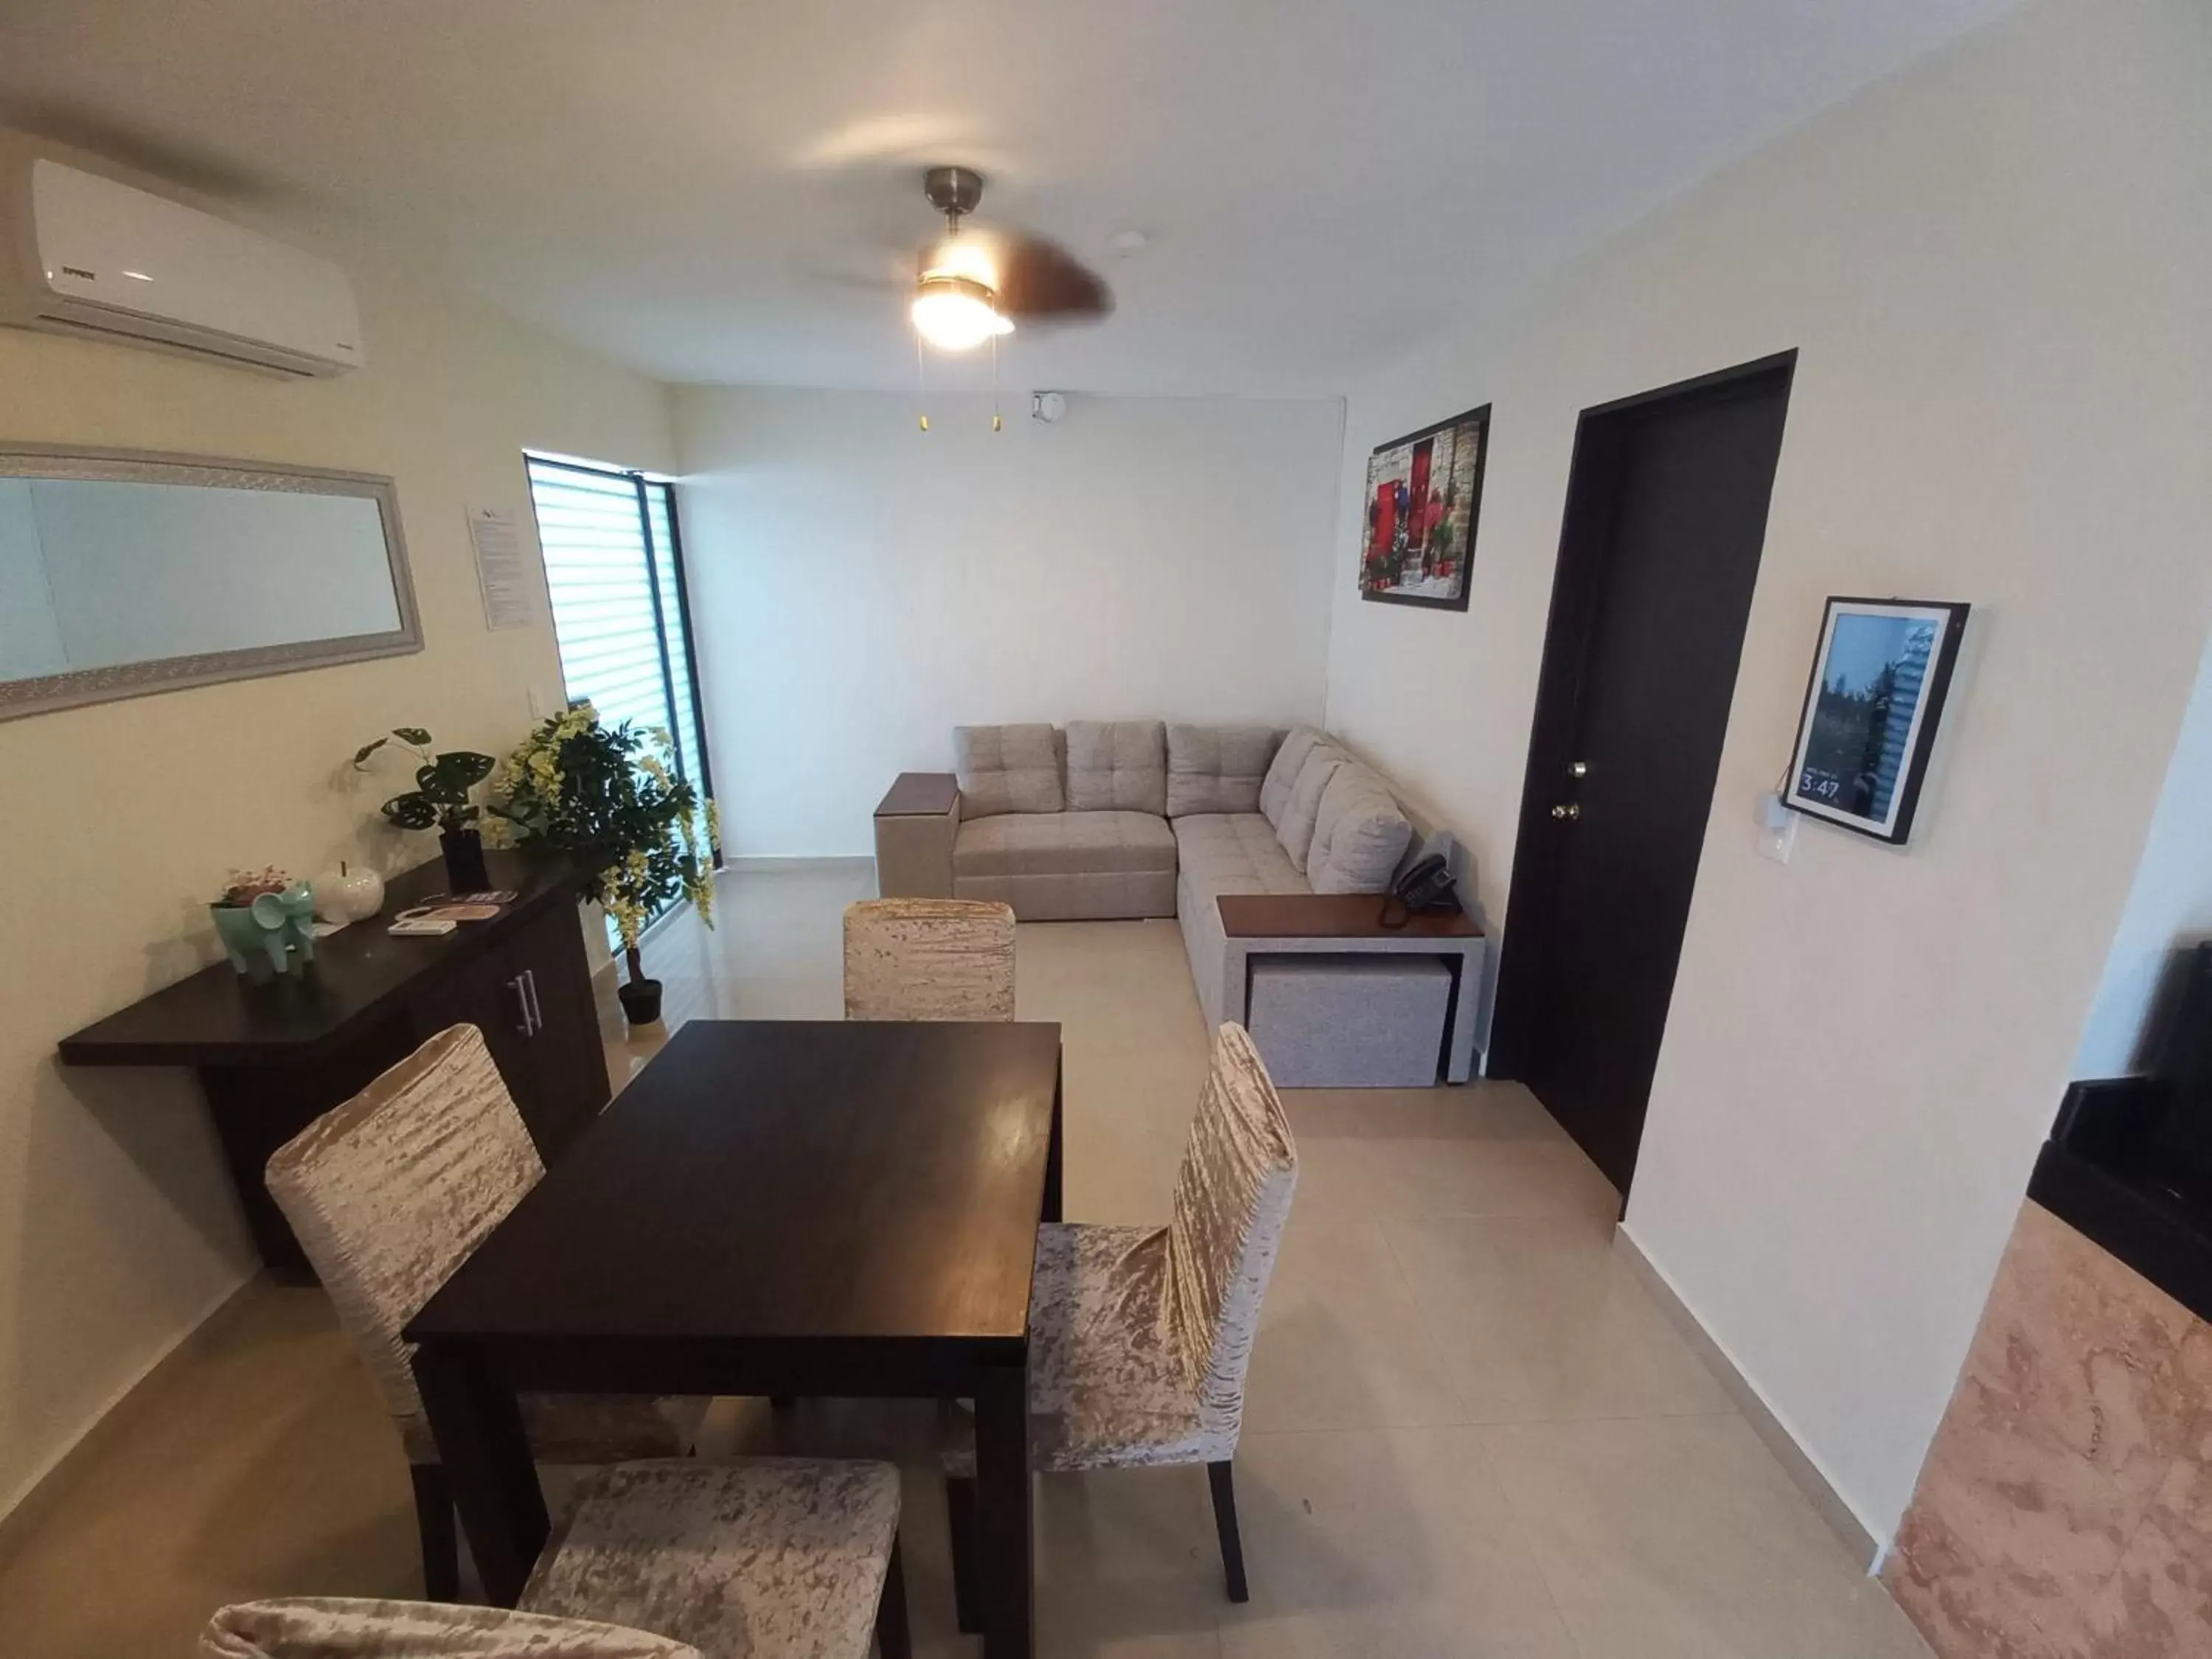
<box><xmin>525</xmin><ymin>456</ymin><xmax>709</xmax><ymax>795</ymax></box>
<box><xmin>525</xmin><ymin>455</ymin><xmax>714</xmax><ymax>941</ymax></box>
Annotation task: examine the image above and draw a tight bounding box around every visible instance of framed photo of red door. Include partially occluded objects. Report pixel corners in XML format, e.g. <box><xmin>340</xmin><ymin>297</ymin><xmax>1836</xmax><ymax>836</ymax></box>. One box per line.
<box><xmin>1359</xmin><ymin>404</ymin><xmax>1489</xmax><ymax>611</ymax></box>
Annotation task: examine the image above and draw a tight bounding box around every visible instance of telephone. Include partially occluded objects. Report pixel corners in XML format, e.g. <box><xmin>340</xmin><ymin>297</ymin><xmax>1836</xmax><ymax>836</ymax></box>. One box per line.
<box><xmin>1379</xmin><ymin>852</ymin><xmax>1459</xmax><ymax>928</ymax></box>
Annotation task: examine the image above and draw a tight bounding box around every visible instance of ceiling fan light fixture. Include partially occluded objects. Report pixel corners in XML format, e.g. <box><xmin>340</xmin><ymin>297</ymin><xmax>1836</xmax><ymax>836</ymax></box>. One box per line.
<box><xmin>911</xmin><ymin>274</ymin><xmax>1013</xmax><ymax>352</ymax></box>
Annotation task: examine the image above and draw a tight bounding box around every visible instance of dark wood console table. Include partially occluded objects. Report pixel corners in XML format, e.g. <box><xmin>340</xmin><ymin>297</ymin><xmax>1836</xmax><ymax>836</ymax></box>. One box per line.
<box><xmin>58</xmin><ymin>852</ymin><xmax>609</xmax><ymax>1276</ymax></box>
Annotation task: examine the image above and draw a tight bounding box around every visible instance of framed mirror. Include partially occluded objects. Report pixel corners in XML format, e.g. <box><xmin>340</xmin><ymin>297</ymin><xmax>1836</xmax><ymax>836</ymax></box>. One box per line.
<box><xmin>0</xmin><ymin>443</ymin><xmax>420</xmax><ymax>720</ymax></box>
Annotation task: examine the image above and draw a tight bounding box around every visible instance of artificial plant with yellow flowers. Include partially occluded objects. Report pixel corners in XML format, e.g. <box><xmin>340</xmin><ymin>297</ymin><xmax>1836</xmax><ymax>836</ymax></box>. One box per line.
<box><xmin>487</xmin><ymin>702</ymin><xmax>717</xmax><ymax>990</ymax></box>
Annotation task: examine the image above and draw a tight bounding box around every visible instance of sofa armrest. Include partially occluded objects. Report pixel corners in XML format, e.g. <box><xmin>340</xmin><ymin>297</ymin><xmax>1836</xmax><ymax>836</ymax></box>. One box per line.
<box><xmin>873</xmin><ymin>772</ymin><xmax>961</xmax><ymax>898</ymax></box>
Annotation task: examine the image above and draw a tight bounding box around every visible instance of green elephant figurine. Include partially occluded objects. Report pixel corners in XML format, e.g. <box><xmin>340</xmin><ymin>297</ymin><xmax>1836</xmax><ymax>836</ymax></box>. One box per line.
<box><xmin>209</xmin><ymin>883</ymin><xmax>319</xmax><ymax>977</ymax></box>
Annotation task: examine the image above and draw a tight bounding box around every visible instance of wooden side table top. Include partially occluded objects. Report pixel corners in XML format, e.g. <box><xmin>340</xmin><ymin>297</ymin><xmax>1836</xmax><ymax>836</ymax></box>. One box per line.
<box><xmin>1217</xmin><ymin>892</ymin><xmax>1481</xmax><ymax>940</ymax></box>
<box><xmin>875</xmin><ymin>771</ymin><xmax>959</xmax><ymax>817</ymax></box>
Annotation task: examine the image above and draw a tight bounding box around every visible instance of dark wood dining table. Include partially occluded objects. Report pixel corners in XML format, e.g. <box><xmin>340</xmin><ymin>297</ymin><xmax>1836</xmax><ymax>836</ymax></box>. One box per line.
<box><xmin>403</xmin><ymin>1018</ymin><xmax>1063</xmax><ymax>1659</ymax></box>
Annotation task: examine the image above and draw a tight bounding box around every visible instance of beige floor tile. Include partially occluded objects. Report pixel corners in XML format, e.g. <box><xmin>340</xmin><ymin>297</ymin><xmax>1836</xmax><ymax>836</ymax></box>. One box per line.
<box><xmin>1029</xmin><ymin>1464</ymin><xmax>1228</xmax><ymax>1658</ymax></box>
<box><xmin>1281</xmin><ymin>1082</ymin><xmax>1615</xmax><ymax>1227</ymax></box>
<box><xmin>1385</xmin><ymin>1213</ymin><xmax>1733</xmax><ymax>1423</ymax></box>
<box><xmin>1242</xmin><ymin>1219</ymin><xmax>1470</xmax><ymax>1433</ymax></box>
<box><xmin>1481</xmin><ymin>1415</ymin><xmax>1930</xmax><ymax>1659</ymax></box>
<box><xmin>0</xmin><ymin>1286</ymin><xmax>418</xmax><ymax>1657</ymax></box>
<box><xmin>1015</xmin><ymin>919</ymin><xmax>1212</xmax><ymax>1226</ymax></box>
<box><xmin>1282</xmin><ymin>1082</ymin><xmax>1572</xmax><ymax>1146</ymax></box>
<box><xmin>1220</xmin><ymin>1427</ymin><xmax>1580</xmax><ymax>1658</ymax></box>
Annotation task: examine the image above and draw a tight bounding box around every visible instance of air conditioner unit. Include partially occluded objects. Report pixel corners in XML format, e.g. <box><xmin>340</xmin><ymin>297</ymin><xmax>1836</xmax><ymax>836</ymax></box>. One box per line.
<box><xmin>0</xmin><ymin>156</ymin><xmax>364</xmax><ymax>378</ymax></box>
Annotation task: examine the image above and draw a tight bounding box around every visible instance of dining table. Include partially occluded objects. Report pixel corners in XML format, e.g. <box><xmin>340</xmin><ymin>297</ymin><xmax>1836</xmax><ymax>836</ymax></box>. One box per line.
<box><xmin>403</xmin><ymin>1018</ymin><xmax>1064</xmax><ymax>1659</ymax></box>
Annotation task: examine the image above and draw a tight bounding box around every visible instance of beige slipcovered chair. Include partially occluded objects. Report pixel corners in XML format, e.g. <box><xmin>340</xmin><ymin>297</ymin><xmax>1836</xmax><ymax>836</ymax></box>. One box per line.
<box><xmin>265</xmin><ymin>1025</ymin><xmax>701</xmax><ymax>1600</ymax></box>
<box><xmin>199</xmin><ymin>1455</ymin><xmax>910</xmax><ymax>1659</ymax></box>
<box><xmin>841</xmin><ymin>897</ymin><xmax>1017</xmax><ymax>1021</ymax></box>
<box><xmin>945</xmin><ymin>1022</ymin><xmax>1296</xmax><ymax>1622</ymax></box>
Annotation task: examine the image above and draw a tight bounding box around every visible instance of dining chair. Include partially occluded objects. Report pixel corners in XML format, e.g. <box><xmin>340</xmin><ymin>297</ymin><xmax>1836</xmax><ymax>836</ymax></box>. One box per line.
<box><xmin>841</xmin><ymin>897</ymin><xmax>1018</xmax><ymax>1021</ymax></box>
<box><xmin>943</xmin><ymin>1021</ymin><xmax>1297</xmax><ymax>1621</ymax></box>
<box><xmin>198</xmin><ymin>1454</ymin><xmax>911</xmax><ymax>1659</ymax></box>
<box><xmin>265</xmin><ymin>1024</ymin><xmax>703</xmax><ymax>1601</ymax></box>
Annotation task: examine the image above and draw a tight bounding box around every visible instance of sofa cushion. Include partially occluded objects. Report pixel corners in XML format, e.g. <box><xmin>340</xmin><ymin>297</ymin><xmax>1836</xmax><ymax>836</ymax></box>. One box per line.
<box><xmin>1172</xmin><ymin>814</ymin><xmax>1309</xmax><ymax>897</ymax></box>
<box><xmin>955</xmin><ymin>811</ymin><xmax>1176</xmax><ymax>878</ymax></box>
<box><xmin>1307</xmin><ymin>766</ymin><xmax>1413</xmax><ymax>894</ymax></box>
<box><xmin>956</xmin><ymin>723</ymin><xmax>1063</xmax><ymax>817</ymax></box>
<box><xmin>1258</xmin><ymin>726</ymin><xmax>1326</xmax><ymax>830</ymax></box>
<box><xmin>1065</xmin><ymin>721</ymin><xmax>1168</xmax><ymax>815</ymax></box>
<box><xmin>1165</xmin><ymin>725</ymin><xmax>1281</xmax><ymax>818</ymax></box>
<box><xmin>1278</xmin><ymin>744</ymin><xmax>1350</xmax><ymax>872</ymax></box>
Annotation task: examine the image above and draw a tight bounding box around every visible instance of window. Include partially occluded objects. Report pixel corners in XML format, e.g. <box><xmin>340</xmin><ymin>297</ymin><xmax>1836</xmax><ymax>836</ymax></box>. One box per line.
<box><xmin>525</xmin><ymin>455</ymin><xmax>715</xmax><ymax>933</ymax></box>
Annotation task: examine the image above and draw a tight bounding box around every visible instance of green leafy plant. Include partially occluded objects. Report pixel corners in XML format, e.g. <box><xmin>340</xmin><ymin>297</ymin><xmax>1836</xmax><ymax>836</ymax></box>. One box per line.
<box><xmin>352</xmin><ymin>727</ymin><xmax>495</xmax><ymax>833</ymax></box>
<box><xmin>487</xmin><ymin>702</ymin><xmax>715</xmax><ymax>987</ymax></box>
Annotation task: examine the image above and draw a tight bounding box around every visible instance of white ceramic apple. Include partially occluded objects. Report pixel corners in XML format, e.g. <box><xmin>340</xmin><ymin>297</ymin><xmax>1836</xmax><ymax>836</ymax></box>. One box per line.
<box><xmin>312</xmin><ymin>860</ymin><xmax>386</xmax><ymax>924</ymax></box>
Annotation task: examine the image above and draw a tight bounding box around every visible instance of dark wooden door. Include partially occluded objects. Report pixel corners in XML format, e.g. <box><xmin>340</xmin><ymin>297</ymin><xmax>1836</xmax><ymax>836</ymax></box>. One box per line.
<box><xmin>1496</xmin><ymin>358</ymin><xmax>1792</xmax><ymax>1197</ymax></box>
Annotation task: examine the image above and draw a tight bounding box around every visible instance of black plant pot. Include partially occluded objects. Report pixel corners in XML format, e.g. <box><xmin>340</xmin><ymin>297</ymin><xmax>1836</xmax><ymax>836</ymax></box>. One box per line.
<box><xmin>439</xmin><ymin>827</ymin><xmax>490</xmax><ymax>891</ymax></box>
<box><xmin>617</xmin><ymin>976</ymin><xmax>664</xmax><ymax>1026</ymax></box>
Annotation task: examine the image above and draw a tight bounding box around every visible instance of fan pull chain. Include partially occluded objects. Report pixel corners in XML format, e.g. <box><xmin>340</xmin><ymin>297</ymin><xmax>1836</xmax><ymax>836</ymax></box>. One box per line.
<box><xmin>991</xmin><ymin>332</ymin><xmax>1003</xmax><ymax>431</ymax></box>
<box><xmin>916</xmin><ymin>332</ymin><xmax>930</xmax><ymax>432</ymax></box>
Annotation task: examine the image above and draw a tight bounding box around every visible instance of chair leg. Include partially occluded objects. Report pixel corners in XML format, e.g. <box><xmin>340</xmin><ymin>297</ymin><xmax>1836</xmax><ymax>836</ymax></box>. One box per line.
<box><xmin>1207</xmin><ymin>1459</ymin><xmax>1249</xmax><ymax>1603</ymax></box>
<box><xmin>874</xmin><ymin>1534</ymin><xmax>913</xmax><ymax>1659</ymax></box>
<box><xmin>944</xmin><ymin>1473</ymin><xmax>982</xmax><ymax>1635</ymax></box>
<box><xmin>410</xmin><ymin>1462</ymin><xmax>461</xmax><ymax>1603</ymax></box>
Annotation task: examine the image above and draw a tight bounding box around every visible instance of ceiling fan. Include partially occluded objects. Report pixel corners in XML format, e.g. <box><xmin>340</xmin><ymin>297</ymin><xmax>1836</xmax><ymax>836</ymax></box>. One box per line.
<box><xmin>908</xmin><ymin>165</ymin><xmax>1112</xmax><ymax>353</ymax></box>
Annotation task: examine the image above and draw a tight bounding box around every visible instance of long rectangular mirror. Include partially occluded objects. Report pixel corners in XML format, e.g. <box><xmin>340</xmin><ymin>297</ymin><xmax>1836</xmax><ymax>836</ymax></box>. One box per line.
<box><xmin>0</xmin><ymin>444</ymin><xmax>420</xmax><ymax>720</ymax></box>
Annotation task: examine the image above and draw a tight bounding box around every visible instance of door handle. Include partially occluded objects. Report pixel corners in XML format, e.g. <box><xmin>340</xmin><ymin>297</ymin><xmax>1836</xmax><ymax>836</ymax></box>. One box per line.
<box><xmin>509</xmin><ymin>975</ymin><xmax>535</xmax><ymax>1036</ymax></box>
<box><xmin>1551</xmin><ymin>802</ymin><xmax>1581</xmax><ymax>820</ymax></box>
<box><xmin>521</xmin><ymin>968</ymin><xmax>544</xmax><ymax>1034</ymax></box>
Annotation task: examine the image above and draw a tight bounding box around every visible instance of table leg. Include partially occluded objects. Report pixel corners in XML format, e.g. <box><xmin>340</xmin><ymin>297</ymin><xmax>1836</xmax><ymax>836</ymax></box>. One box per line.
<box><xmin>412</xmin><ymin>1341</ymin><xmax>547</xmax><ymax>1606</ymax></box>
<box><xmin>973</xmin><ymin>1357</ymin><xmax>1034</xmax><ymax>1659</ymax></box>
<box><xmin>1043</xmin><ymin>1056</ymin><xmax>1064</xmax><ymax>1225</ymax></box>
<box><xmin>1446</xmin><ymin>942</ymin><xmax>1484</xmax><ymax>1084</ymax></box>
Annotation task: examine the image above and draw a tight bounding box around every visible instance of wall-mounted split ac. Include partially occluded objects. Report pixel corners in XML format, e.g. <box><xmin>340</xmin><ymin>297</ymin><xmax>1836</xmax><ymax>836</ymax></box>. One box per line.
<box><xmin>0</xmin><ymin>154</ymin><xmax>363</xmax><ymax>378</ymax></box>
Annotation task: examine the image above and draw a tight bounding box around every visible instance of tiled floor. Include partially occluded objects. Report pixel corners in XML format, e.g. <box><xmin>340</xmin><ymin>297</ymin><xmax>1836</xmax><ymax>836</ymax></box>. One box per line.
<box><xmin>0</xmin><ymin>866</ymin><xmax>1929</xmax><ymax>1657</ymax></box>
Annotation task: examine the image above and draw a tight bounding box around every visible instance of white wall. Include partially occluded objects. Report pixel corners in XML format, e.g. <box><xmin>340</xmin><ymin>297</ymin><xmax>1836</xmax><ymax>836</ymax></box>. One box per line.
<box><xmin>2073</xmin><ymin>628</ymin><xmax>2212</xmax><ymax>1077</ymax></box>
<box><xmin>1321</xmin><ymin>0</ymin><xmax>2211</xmax><ymax>1543</ymax></box>
<box><xmin>672</xmin><ymin>387</ymin><xmax>1343</xmax><ymax>856</ymax></box>
<box><xmin>0</xmin><ymin>195</ymin><xmax>674</xmax><ymax>1517</ymax></box>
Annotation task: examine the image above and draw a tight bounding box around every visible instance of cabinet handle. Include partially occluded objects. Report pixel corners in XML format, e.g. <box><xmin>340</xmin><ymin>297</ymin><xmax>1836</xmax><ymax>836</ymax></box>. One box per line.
<box><xmin>509</xmin><ymin>975</ymin><xmax>534</xmax><ymax>1037</ymax></box>
<box><xmin>521</xmin><ymin>968</ymin><xmax>544</xmax><ymax>1034</ymax></box>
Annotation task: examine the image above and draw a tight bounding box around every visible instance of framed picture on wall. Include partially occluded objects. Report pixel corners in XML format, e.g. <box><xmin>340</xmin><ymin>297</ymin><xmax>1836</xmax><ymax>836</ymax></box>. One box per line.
<box><xmin>1784</xmin><ymin>597</ymin><xmax>1970</xmax><ymax>844</ymax></box>
<box><xmin>1357</xmin><ymin>404</ymin><xmax>1489</xmax><ymax>610</ymax></box>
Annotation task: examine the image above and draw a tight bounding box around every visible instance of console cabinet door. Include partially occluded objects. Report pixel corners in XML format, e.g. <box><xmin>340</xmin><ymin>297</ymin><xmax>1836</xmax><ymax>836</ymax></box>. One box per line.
<box><xmin>422</xmin><ymin>942</ymin><xmax>548</xmax><ymax>1145</ymax></box>
<box><xmin>501</xmin><ymin>902</ymin><xmax>611</xmax><ymax>1160</ymax></box>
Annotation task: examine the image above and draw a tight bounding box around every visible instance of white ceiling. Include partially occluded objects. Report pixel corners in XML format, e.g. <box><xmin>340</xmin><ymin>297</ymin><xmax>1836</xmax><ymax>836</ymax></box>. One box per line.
<box><xmin>0</xmin><ymin>0</ymin><xmax>2016</xmax><ymax>396</ymax></box>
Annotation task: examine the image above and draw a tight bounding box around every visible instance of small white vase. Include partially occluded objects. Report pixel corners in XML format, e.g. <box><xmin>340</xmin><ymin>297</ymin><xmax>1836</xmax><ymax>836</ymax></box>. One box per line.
<box><xmin>313</xmin><ymin>861</ymin><xmax>386</xmax><ymax>923</ymax></box>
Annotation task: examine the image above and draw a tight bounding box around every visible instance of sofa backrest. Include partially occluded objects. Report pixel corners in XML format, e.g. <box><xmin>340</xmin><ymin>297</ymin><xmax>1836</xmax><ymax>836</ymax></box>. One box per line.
<box><xmin>1064</xmin><ymin>720</ymin><xmax>1168</xmax><ymax>815</ymax></box>
<box><xmin>1165</xmin><ymin>724</ymin><xmax>1282</xmax><ymax>817</ymax></box>
<box><xmin>1258</xmin><ymin>726</ymin><xmax>1327</xmax><ymax>827</ymax></box>
<box><xmin>955</xmin><ymin>723</ymin><xmax>1063</xmax><ymax>817</ymax></box>
<box><xmin>1306</xmin><ymin>762</ymin><xmax>1414</xmax><ymax>894</ymax></box>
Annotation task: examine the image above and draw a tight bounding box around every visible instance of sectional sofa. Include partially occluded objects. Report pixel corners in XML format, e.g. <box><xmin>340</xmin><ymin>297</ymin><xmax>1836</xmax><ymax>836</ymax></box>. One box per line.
<box><xmin>872</xmin><ymin>720</ymin><xmax>1444</xmax><ymax>1034</ymax></box>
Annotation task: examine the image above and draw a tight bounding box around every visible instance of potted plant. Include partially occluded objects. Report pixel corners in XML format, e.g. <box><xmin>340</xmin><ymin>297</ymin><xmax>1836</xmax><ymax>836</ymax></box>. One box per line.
<box><xmin>352</xmin><ymin>728</ymin><xmax>497</xmax><ymax>889</ymax></box>
<box><xmin>487</xmin><ymin>702</ymin><xmax>715</xmax><ymax>1026</ymax></box>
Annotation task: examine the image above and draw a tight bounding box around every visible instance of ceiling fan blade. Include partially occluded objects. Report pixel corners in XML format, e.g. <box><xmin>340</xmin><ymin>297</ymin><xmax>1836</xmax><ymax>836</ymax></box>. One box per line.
<box><xmin>996</xmin><ymin>234</ymin><xmax>1113</xmax><ymax>321</ymax></box>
